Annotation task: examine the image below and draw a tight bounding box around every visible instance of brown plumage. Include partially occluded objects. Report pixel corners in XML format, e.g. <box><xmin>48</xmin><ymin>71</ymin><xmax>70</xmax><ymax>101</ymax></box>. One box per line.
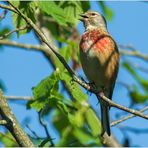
<box><xmin>79</xmin><ymin>11</ymin><xmax>120</xmax><ymax>136</ymax></box>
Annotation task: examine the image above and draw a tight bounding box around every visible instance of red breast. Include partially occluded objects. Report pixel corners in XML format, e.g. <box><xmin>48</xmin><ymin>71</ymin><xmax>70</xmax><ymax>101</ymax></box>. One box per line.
<box><xmin>80</xmin><ymin>29</ymin><xmax>113</xmax><ymax>53</ymax></box>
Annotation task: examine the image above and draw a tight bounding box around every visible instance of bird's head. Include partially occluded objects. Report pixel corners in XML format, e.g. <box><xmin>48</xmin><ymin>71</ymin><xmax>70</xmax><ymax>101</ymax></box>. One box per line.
<box><xmin>79</xmin><ymin>11</ymin><xmax>107</xmax><ymax>31</ymax></box>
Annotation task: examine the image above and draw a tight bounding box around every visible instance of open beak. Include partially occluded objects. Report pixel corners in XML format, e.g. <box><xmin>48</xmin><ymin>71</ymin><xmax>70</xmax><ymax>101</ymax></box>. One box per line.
<box><xmin>79</xmin><ymin>13</ymin><xmax>88</xmax><ymax>21</ymax></box>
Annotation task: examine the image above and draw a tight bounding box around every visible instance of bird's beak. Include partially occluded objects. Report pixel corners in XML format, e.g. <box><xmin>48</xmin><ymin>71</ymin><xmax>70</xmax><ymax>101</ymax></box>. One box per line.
<box><xmin>79</xmin><ymin>13</ymin><xmax>88</xmax><ymax>21</ymax></box>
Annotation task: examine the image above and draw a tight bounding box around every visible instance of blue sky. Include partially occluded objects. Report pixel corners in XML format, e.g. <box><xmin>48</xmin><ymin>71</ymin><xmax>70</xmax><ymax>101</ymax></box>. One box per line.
<box><xmin>0</xmin><ymin>1</ymin><xmax>148</xmax><ymax>146</ymax></box>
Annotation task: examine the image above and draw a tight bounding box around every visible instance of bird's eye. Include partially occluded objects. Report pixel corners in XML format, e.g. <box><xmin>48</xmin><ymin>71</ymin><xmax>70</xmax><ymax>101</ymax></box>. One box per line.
<box><xmin>91</xmin><ymin>13</ymin><xmax>96</xmax><ymax>16</ymax></box>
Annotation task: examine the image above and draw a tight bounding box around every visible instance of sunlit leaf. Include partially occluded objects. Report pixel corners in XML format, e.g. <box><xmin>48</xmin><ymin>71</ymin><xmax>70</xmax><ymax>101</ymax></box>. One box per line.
<box><xmin>0</xmin><ymin>132</ymin><xmax>18</xmax><ymax>147</ymax></box>
<box><xmin>129</xmin><ymin>85</ymin><xmax>148</xmax><ymax>103</ymax></box>
<box><xmin>38</xmin><ymin>1</ymin><xmax>68</xmax><ymax>26</ymax></box>
<box><xmin>80</xmin><ymin>1</ymin><xmax>90</xmax><ymax>12</ymax></box>
<box><xmin>73</xmin><ymin>128</ymin><xmax>101</xmax><ymax>146</ymax></box>
<box><xmin>11</xmin><ymin>1</ymin><xmax>35</xmax><ymax>36</ymax></box>
<box><xmin>85</xmin><ymin>109</ymin><xmax>101</xmax><ymax>136</ymax></box>
<box><xmin>99</xmin><ymin>1</ymin><xmax>114</xmax><ymax>21</ymax></box>
<box><xmin>123</xmin><ymin>61</ymin><xmax>148</xmax><ymax>91</ymax></box>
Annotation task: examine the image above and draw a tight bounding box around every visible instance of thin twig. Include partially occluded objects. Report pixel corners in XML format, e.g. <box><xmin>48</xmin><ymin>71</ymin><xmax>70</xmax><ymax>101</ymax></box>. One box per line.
<box><xmin>0</xmin><ymin>9</ymin><xmax>7</xmax><ymax>20</ymax></box>
<box><xmin>0</xmin><ymin>40</ymin><xmax>50</xmax><ymax>53</ymax></box>
<box><xmin>0</xmin><ymin>4</ymin><xmax>17</xmax><ymax>14</ymax></box>
<box><xmin>38</xmin><ymin>110</ymin><xmax>54</xmax><ymax>147</ymax></box>
<box><xmin>117</xmin><ymin>125</ymin><xmax>148</xmax><ymax>134</ymax></box>
<box><xmin>111</xmin><ymin>106</ymin><xmax>148</xmax><ymax>126</ymax></box>
<box><xmin>99</xmin><ymin>94</ymin><xmax>148</xmax><ymax>120</ymax></box>
<box><xmin>120</xmin><ymin>49</ymin><xmax>148</xmax><ymax>61</ymax></box>
<box><xmin>0</xmin><ymin>25</ymin><xmax>29</xmax><ymax>40</ymax></box>
<box><xmin>26</xmin><ymin>124</ymin><xmax>40</xmax><ymax>139</ymax></box>
<box><xmin>5</xmin><ymin>95</ymin><xmax>32</xmax><ymax>100</ymax></box>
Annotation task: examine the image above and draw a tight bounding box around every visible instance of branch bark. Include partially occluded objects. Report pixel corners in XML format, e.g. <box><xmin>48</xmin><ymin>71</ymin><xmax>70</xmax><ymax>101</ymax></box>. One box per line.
<box><xmin>0</xmin><ymin>90</ymin><xmax>34</xmax><ymax>147</ymax></box>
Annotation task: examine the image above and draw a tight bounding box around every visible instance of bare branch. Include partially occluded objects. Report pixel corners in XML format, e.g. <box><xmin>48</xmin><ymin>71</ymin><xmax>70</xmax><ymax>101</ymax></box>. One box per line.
<box><xmin>119</xmin><ymin>45</ymin><xmax>148</xmax><ymax>61</ymax></box>
<box><xmin>0</xmin><ymin>4</ymin><xmax>17</xmax><ymax>14</ymax></box>
<box><xmin>0</xmin><ymin>40</ymin><xmax>50</xmax><ymax>53</ymax></box>
<box><xmin>5</xmin><ymin>95</ymin><xmax>32</xmax><ymax>100</ymax></box>
<box><xmin>0</xmin><ymin>9</ymin><xmax>7</xmax><ymax>20</ymax></box>
<box><xmin>0</xmin><ymin>25</ymin><xmax>29</xmax><ymax>40</ymax></box>
<box><xmin>99</xmin><ymin>93</ymin><xmax>148</xmax><ymax>120</ymax></box>
<box><xmin>0</xmin><ymin>90</ymin><xmax>34</xmax><ymax>147</ymax></box>
<box><xmin>38</xmin><ymin>110</ymin><xmax>54</xmax><ymax>146</ymax></box>
<box><xmin>111</xmin><ymin>106</ymin><xmax>148</xmax><ymax>126</ymax></box>
<box><xmin>118</xmin><ymin>125</ymin><xmax>148</xmax><ymax>134</ymax></box>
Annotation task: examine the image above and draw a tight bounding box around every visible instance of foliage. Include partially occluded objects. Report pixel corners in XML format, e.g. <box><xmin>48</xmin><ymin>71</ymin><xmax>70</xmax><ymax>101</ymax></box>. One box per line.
<box><xmin>0</xmin><ymin>1</ymin><xmax>147</xmax><ymax>147</ymax></box>
<box><xmin>0</xmin><ymin>132</ymin><xmax>18</xmax><ymax>147</ymax></box>
<box><xmin>123</xmin><ymin>62</ymin><xmax>148</xmax><ymax>104</ymax></box>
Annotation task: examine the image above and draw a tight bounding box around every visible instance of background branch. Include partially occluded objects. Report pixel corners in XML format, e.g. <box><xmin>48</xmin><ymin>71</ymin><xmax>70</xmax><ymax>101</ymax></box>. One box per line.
<box><xmin>0</xmin><ymin>25</ymin><xmax>29</xmax><ymax>40</ymax></box>
<box><xmin>38</xmin><ymin>110</ymin><xmax>54</xmax><ymax>147</ymax></box>
<box><xmin>119</xmin><ymin>48</ymin><xmax>148</xmax><ymax>61</ymax></box>
<box><xmin>111</xmin><ymin>106</ymin><xmax>148</xmax><ymax>126</ymax></box>
<box><xmin>5</xmin><ymin>95</ymin><xmax>32</xmax><ymax>100</ymax></box>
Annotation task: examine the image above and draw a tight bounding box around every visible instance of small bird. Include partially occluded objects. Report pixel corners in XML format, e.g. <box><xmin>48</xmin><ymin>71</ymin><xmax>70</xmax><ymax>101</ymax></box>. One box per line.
<box><xmin>79</xmin><ymin>11</ymin><xmax>120</xmax><ymax>136</ymax></box>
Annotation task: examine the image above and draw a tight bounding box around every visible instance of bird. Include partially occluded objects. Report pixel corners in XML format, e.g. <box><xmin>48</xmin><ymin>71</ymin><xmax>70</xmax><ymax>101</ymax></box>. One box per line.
<box><xmin>79</xmin><ymin>11</ymin><xmax>120</xmax><ymax>136</ymax></box>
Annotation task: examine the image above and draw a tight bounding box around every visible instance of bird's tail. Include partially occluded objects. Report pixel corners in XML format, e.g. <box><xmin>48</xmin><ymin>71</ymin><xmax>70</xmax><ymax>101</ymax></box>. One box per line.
<box><xmin>100</xmin><ymin>99</ymin><xmax>111</xmax><ymax>136</ymax></box>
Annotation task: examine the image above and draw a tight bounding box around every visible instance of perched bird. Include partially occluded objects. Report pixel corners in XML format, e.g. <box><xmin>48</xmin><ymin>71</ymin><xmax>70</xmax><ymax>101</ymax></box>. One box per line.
<box><xmin>79</xmin><ymin>11</ymin><xmax>120</xmax><ymax>136</ymax></box>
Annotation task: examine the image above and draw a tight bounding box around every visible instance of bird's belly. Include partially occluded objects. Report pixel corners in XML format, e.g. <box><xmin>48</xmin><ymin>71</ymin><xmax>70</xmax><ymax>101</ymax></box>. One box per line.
<box><xmin>80</xmin><ymin>49</ymin><xmax>107</xmax><ymax>90</ymax></box>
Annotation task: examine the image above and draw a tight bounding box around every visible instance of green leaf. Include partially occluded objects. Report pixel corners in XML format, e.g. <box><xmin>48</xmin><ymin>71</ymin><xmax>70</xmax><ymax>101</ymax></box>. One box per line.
<box><xmin>38</xmin><ymin>1</ymin><xmax>68</xmax><ymax>26</ymax></box>
<box><xmin>129</xmin><ymin>85</ymin><xmax>148</xmax><ymax>103</ymax></box>
<box><xmin>99</xmin><ymin>1</ymin><xmax>114</xmax><ymax>21</ymax></box>
<box><xmin>59</xmin><ymin>1</ymin><xmax>83</xmax><ymax>26</ymax></box>
<box><xmin>27</xmin><ymin>70</ymin><xmax>62</xmax><ymax>111</ymax></box>
<box><xmin>123</xmin><ymin>61</ymin><xmax>148</xmax><ymax>92</ymax></box>
<box><xmin>53</xmin><ymin>109</ymin><xmax>69</xmax><ymax>135</ymax></box>
<box><xmin>0</xmin><ymin>132</ymin><xmax>18</xmax><ymax>147</ymax></box>
<box><xmin>11</xmin><ymin>1</ymin><xmax>35</xmax><ymax>36</ymax></box>
<box><xmin>85</xmin><ymin>109</ymin><xmax>101</xmax><ymax>136</ymax></box>
<box><xmin>73</xmin><ymin>128</ymin><xmax>101</xmax><ymax>146</ymax></box>
<box><xmin>67</xmin><ymin>107</ymin><xmax>86</xmax><ymax>128</ymax></box>
<box><xmin>60</xmin><ymin>71</ymin><xmax>87</xmax><ymax>103</ymax></box>
<box><xmin>80</xmin><ymin>1</ymin><xmax>90</xmax><ymax>12</ymax></box>
<box><xmin>123</xmin><ymin>62</ymin><xmax>139</xmax><ymax>80</ymax></box>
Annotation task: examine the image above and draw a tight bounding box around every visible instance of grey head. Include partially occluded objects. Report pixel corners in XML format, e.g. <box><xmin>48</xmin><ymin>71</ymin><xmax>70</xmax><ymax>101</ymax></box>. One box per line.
<box><xmin>79</xmin><ymin>11</ymin><xmax>107</xmax><ymax>31</ymax></box>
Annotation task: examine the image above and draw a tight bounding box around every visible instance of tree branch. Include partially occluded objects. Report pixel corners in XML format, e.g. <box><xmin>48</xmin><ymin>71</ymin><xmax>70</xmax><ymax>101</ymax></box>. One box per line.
<box><xmin>0</xmin><ymin>25</ymin><xmax>29</xmax><ymax>40</ymax></box>
<box><xmin>117</xmin><ymin>125</ymin><xmax>148</xmax><ymax>134</ymax></box>
<box><xmin>0</xmin><ymin>9</ymin><xmax>7</xmax><ymax>20</ymax></box>
<box><xmin>111</xmin><ymin>106</ymin><xmax>148</xmax><ymax>126</ymax></box>
<box><xmin>5</xmin><ymin>95</ymin><xmax>32</xmax><ymax>100</ymax></box>
<box><xmin>0</xmin><ymin>90</ymin><xmax>34</xmax><ymax>147</ymax></box>
<box><xmin>0</xmin><ymin>4</ymin><xmax>17</xmax><ymax>14</ymax></box>
<box><xmin>38</xmin><ymin>110</ymin><xmax>54</xmax><ymax>146</ymax></box>
<box><xmin>99</xmin><ymin>93</ymin><xmax>148</xmax><ymax>120</ymax></box>
<box><xmin>119</xmin><ymin>45</ymin><xmax>148</xmax><ymax>61</ymax></box>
